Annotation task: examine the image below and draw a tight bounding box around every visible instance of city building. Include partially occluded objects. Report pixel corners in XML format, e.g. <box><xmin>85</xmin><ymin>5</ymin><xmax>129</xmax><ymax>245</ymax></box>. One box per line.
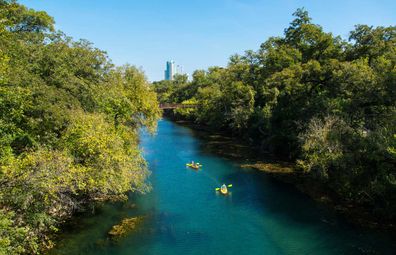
<box><xmin>164</xmin><ymin>60</ymin><xmax>175</xmax><ymax>80</ymax></box>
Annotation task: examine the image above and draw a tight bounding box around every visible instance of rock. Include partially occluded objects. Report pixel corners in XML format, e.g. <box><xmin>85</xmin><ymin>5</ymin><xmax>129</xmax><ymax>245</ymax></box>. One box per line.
<box><xmin>240</xmin><ymin>162</ymin><xmax>294</xmax><ymax>174</ymax></box>
<box><xmin>108</xmin><ymin>216</ymin><xmax>143</xmax><ymax>238</ymax></box>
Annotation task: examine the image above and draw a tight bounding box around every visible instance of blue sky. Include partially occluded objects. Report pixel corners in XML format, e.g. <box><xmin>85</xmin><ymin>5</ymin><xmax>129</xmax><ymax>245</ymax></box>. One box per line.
<box><xmin>20</xmin><ymin>0</ymin><xmax>396</xmax><ymax>81</ymax></box>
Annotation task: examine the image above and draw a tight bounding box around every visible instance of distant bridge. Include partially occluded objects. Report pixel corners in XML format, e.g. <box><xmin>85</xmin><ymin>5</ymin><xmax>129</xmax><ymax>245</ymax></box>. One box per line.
<box><xmin>159</xmin><ymin>103</ymin><xmax>198</xmax><ymax>109</ymax></box>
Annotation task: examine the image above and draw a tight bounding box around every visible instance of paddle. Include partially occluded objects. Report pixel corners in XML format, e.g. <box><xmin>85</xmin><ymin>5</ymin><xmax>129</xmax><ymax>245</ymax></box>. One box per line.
<box><xmin>215</xmin><ymin>184</ymin><xmax>233</xmax><ymax>191</ymax></box>
<box><xmin>186</xmin><ymin>162</ymin><xmax>202</xmax><ymax>166</ymax></box>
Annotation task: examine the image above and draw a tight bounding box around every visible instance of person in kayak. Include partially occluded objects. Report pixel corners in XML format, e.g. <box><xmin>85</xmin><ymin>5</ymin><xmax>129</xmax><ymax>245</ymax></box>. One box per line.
<box><xmin>220</xmin><ymin>184</ymin><xmax>228</xmax><ymax>194</ymax></box>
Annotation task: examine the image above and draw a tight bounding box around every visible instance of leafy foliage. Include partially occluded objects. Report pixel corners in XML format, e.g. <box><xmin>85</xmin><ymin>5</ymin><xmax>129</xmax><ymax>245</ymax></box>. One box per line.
<box><xmin>153</xmin><ymin>8</ymin><xmax>396</xmax><ymax>223</ymax></box>
<box><xmin>0</xmin><ymin>1</ymin><xmax>160</xmax><ymax>254</ymax></box>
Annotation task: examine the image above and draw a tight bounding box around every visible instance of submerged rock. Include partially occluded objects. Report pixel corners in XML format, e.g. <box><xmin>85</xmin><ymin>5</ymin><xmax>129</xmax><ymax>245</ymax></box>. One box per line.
<box><xmin>108</xmin><ymin>216</ymin><xmax>143</xmax><ymax>238</ymax></box>
<box><xmin>240</xmin><ymin>162</ymin><xmax>294</xmax><ymax>174</ymax></box>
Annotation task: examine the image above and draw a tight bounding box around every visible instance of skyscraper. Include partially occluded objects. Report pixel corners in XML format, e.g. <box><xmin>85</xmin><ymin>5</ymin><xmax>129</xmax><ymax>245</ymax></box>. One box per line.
<box><xmin>164</xmin><ymin>60</ymin><xmax>175</xmax><ymax>80</ymax></box>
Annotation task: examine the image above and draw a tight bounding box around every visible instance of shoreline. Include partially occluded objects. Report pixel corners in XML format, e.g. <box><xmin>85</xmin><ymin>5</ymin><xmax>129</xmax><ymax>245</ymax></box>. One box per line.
<box><xmin>170</xmin><ymin>118</ymin><xmax>396</xmax><ymax>233</ymax></box>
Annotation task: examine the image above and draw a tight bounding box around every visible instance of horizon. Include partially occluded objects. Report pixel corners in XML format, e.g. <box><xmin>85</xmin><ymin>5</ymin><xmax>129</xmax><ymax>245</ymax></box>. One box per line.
<box><xmin>19</xmin><ymin>0</ymin><xmax>396</xmax><ymax>81</ymax></box>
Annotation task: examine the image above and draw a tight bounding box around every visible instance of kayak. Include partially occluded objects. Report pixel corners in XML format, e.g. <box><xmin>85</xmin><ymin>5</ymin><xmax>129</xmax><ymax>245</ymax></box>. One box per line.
<box><xmin>186</xmin><ymin>163</ymin><xmax>201</xmax><ymax>169</ymax></box>
<box><xmin>220</xmin><ymin>187</ymin><xmax>228</xmax><ymax>195</ymax></box>
<box><xmin>216</xmin><ymin>184</ymin><xmax>232</xmax><ymax>195</ymax></box>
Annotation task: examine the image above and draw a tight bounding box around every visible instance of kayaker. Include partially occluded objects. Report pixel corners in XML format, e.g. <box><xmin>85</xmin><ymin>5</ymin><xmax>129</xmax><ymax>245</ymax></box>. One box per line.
<box><xmin>221</xmin><ymin>184</ymin><xmax>227</xmax><ymax>193</ymax></box>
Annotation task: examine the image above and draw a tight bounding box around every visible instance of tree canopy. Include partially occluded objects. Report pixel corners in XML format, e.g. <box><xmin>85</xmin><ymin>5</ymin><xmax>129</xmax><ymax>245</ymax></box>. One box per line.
<box><xmin>153</xmin><ymin>8</ymin><xmax>396</xmax><ymax>225</ymax></box>
<box><xmin>0</xmin><ymin>1</ymin><xmax>160</xmax><ymax>254</ymax></box>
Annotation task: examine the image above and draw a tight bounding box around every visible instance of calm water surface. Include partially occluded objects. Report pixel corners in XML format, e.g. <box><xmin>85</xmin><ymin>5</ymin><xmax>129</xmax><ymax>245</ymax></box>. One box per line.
<box><xmin>51</xmin><ymin>119</ymin><xmax>395</xmax><ymax>255</ymax></box>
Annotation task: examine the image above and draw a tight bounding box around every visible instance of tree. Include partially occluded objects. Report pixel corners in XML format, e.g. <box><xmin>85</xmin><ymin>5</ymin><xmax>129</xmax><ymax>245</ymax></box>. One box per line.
<box><xmin>154</xmin><ymin>7</ymin><xmax>396</xmax><ymax>223</ymax></box>
<box><xmin>0</xmin><ymin>1</ymin><xmax>160</xmax><ymax>254</ymax></box>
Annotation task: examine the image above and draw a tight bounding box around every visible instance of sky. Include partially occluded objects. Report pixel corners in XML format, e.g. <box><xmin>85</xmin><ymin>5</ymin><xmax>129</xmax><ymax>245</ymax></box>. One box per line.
<box><xmin>19</xmin><ymin>0</ymin><xmax>396</xmax><ymax>81</ymax></box>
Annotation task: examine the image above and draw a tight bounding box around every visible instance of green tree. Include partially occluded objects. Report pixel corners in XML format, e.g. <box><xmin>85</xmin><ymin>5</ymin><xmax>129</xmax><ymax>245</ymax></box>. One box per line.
<box><xmin>0</xmin><ymin>1</ymin><xmax>160</xmax><ymax>254</ymax></box>
<box><xmin>154</xmin><ymin>7</ymin><xmax>396</xmax><ymax>224</ymax></box>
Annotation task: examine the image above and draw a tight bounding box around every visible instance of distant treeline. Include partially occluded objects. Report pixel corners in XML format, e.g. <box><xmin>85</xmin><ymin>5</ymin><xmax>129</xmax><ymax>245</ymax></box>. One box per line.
<box><xmin>0</xmin><ymin>1</ymin><xmax>160</xmax><ymax>254</ymax></box>
<box><xmin>153</xmin><ymin>9</ymin><xmax>396</xmax><ymax>225</ymax></box>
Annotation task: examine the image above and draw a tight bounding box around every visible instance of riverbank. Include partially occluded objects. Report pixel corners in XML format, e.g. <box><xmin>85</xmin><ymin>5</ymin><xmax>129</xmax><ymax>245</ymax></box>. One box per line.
<box><xmin>171</xmin><ymin>118</ymin><xmax>396</xmax><ymax>233</ymax></box>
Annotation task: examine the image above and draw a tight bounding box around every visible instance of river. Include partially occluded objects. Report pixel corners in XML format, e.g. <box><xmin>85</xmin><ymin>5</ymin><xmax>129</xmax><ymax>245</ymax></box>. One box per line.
<box><xmin>50</xmin><ymin>119</ymin><xmax>395</xmax><ymax>255</ymax></box>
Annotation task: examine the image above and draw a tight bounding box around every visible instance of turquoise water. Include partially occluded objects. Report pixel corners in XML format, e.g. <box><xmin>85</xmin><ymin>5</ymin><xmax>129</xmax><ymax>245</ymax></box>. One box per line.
<box><xmin>51</xmin><ymin>119</ymin><xmax>395</xmax><ymax>255</ymax></box>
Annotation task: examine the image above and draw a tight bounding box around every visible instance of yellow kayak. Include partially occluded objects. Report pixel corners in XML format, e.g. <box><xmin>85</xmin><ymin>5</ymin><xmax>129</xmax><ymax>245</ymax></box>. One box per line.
<box><xmin>220</xmin><ymin>186</ymin><xmax>228</xmax><ymax>195</ymax></box>
<box><xmin>186</xmin><ymin>163</ymin><xmax>201</xmax><ymax>169</ymax></box>
<box><xmin>216</xmin><ymin>184</ymin><xmax>232</xmax><ymax>195</ymax></box>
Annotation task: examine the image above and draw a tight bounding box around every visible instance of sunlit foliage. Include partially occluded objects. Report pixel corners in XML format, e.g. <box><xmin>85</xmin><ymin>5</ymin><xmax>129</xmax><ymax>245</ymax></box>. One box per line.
<box><xmin>0</xmin><ymin>1</ymin><xmax>160</xmax><ymax>254</ymax></box>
